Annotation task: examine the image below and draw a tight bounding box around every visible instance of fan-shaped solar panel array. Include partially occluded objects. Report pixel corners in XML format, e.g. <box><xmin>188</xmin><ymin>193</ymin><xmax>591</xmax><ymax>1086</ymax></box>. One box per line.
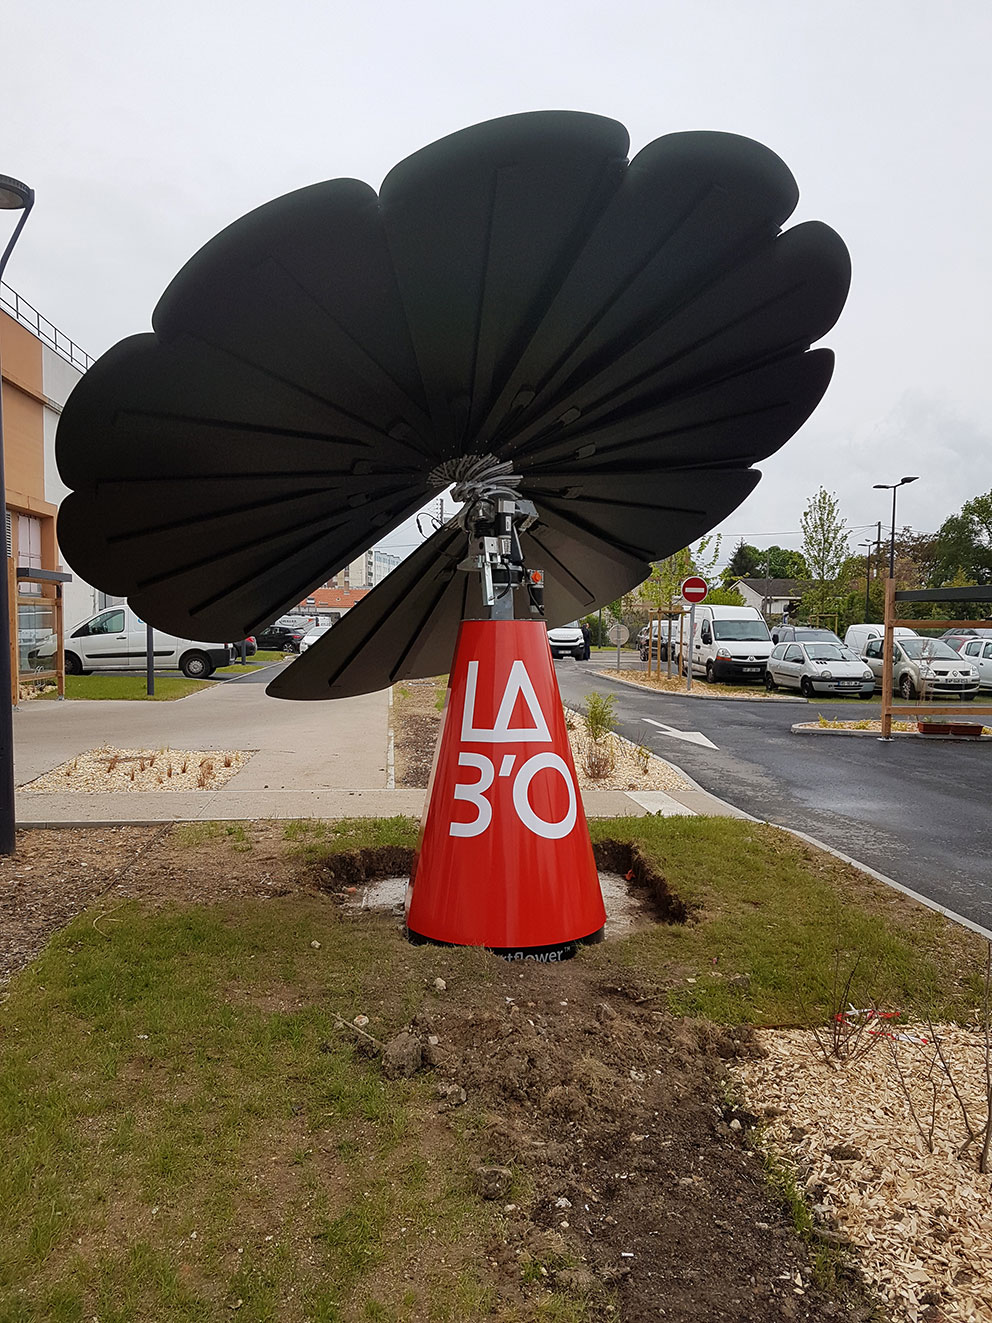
<box><xmin>55</xmin><ymin>111</ymin><xmax>850</xmax><ymax>700</ymax></box>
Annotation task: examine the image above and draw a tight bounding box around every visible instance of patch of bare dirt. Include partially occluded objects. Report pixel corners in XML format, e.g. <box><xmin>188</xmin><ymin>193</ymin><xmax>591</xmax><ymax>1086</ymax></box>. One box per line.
<box><xmin>392</xmin><ymin>678</ymin><xmax>445</xmax><ymax>788</ymax></box>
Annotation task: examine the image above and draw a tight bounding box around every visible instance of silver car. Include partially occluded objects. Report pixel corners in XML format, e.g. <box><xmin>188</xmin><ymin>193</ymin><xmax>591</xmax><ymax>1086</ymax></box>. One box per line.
<box><xmin>957</xmin><ymin>637</ymin><xmax>992</xmax><ymax>690</ymax></box>
<box><xmin>765</xmin><ymin>642</ymin><xmax>875</xmax><ymax>698</ymax></box>
<box><xmin>862</xmin><ymin>636</ymin><xmax>980</xmax><ymax>700</ymax></box>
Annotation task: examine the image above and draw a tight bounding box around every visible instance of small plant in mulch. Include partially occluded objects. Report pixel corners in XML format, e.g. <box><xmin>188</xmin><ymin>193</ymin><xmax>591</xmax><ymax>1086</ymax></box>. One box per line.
<box><xmin>582</xmin><ymin>691</ymin><xmax>618</xmax><ymax>779</ymax></box>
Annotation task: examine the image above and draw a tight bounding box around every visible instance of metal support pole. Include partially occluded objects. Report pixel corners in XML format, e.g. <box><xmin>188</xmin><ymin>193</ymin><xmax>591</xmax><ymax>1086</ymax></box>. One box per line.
<box><xmin>880</xmin><ymin>577</ymin><xmax>895</xmax><ymax>740</ymax></box>
<box><xmin>889</xmin><ymin>487</ymin><xmax>898</xmax><ymax>579</ymax></box>
<box><xmin>686</xmin><ymin>604</ymin><xmax>696</xmax><ymax>692</ymax></box>
<box><xmin>146</xmin><ymin>622</ymin><xmax>155</xmax><ymax>696</ymax></box>
<box><xmin>0</xmin><ymin>176</ymin><xmax>35</xmax><ymax>854</ymax></box>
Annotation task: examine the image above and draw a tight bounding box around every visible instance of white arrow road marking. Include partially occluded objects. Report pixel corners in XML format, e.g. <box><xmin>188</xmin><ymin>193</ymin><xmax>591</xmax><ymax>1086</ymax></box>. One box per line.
<box><xmin>642</xmin><ymin>718</ymin><xmax>718</xmax><ymax>749</ymax></box>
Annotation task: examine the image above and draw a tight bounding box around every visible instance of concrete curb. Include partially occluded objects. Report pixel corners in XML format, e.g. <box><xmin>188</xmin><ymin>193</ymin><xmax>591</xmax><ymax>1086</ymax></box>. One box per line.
<box><xmin>593</xmin><ymin>670</ymin><xmax>807</xmax><ymax>704</ymax></box>
<box><xmin>791</xmin><ymin>723</ymin><xmax>992</xmax><ymax>741</ymax></box>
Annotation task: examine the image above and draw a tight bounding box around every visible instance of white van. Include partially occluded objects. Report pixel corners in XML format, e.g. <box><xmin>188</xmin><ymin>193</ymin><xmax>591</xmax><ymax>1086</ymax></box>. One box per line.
<box><xmin>54</xmin><ymin>605</ymin><xmax>232</xmax><ymax>678</ymax></box>
<box><xmin>843</xmin><ymin>623</ymin><xmax>918</xmax><ymax>657</ymax></box>
<box><xmin>685</xmin><ymin>605</ymin><xmax>772</xmax><ymax>683</ymax></box>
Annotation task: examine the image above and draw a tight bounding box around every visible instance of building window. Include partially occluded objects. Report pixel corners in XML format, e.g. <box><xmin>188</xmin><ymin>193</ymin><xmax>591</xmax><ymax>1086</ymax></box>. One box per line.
<box><xmin>17</xmin><ymin>514</ymin><xmax>43</xmax><ymax>595</ymax></box>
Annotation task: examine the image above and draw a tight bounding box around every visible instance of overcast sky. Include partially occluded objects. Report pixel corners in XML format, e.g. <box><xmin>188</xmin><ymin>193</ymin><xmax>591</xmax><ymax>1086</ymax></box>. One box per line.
<box><xmin>6</xmin><ymin>0</ymin><xmax>991</xmax><ymax>568</ymax></box>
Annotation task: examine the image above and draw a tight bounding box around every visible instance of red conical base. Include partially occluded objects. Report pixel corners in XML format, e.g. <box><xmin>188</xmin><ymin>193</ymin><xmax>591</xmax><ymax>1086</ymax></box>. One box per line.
<box><xmin>406</xmin><ymin>619</ymin><xmax>605</xmax><ymax>961</ymax></box>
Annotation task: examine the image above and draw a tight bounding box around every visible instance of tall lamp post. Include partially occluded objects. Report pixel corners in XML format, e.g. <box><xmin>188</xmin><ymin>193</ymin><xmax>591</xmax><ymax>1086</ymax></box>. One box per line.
<box><xmin>859</xmin><ymin>538</ymin><xmax>874</xmax><ymax>620</ymax></box>
<box><xmin>873</xmin><ymin>476</ymin><xmax>919</xmax><ymax>578</ymax></box>
<box><xmin>0</xmin><ymin>175</ymin><xmax>36</xmax><ymax>855</ymax></box>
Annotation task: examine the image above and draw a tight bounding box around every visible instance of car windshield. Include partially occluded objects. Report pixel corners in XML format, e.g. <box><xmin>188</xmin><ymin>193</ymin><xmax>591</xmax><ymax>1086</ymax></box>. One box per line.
<box><xmin>797</xmin><ymin>629</ymin><xmax>839</xmax><ymax>642</ymax></box>
<box><xmin>805</xmin><ymin>644</ymin><xmax>851</xmax><ymax>661</ymax></box>
<box><xmin>713</xmin><ymin>620</ymin><xmax>771</xmax><ymax>641</ymax></box>
<box><xmin>900</xmin><ymin>639</ymin><xmax>960</xmax><ymax>661</ymax></box>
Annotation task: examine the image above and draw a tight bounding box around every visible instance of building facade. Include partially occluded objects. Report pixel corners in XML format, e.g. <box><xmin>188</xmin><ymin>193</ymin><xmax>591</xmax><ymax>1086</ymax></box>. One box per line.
<box><xmin>1</xmin><ymin>287</ymin><xmax>94</xmax><ymax>700</ymax></box>
<box><xmin>325</xmin><ymin>547</ymin><xmax>401</xmax><ymax>592</ymax></box>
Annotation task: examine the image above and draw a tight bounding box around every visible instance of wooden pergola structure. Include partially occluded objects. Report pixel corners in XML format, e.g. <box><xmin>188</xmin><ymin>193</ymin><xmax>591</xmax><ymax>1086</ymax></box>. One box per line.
<box><xmin>880</xmin><ymin>581</ymin><xmax>992</xmax><ymax>738</ymax></box>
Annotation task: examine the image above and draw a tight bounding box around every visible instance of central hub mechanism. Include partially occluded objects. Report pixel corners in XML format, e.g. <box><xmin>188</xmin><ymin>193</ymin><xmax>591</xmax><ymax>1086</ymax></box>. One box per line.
<box><xmin>429</xmin><ymin>454</ymin><xmax>545</xmax><ymax>621</ymax></box>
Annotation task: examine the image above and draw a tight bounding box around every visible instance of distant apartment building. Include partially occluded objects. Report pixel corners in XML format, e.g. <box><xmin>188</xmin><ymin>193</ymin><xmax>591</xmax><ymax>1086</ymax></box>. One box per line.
<box><xmin>324</xmin><ymin>546</ymin><xmax>400</xmax><ymax>592</ymax></box>
<box><xmin>0</xmin><ymin>285</ymin><xmax>96</xmax><ymax>700</ymax></box>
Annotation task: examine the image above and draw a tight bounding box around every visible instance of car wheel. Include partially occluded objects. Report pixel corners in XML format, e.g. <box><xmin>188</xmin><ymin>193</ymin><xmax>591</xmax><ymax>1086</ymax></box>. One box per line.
<box><xmin>705</xmin><ymin>661</ymin><xmax>715</xmax><ymax>684</ymax></box>
<box><xmin>856</xmin><ymin>692</ymin><xmax>872</xmax><ymax>700</ymax></box>
<box><xmin>765</xmin><ymin>671</ymin><xmax>777</xmax><ymax>690</ymax></box>
<box><xmin>899</xmin><ymin>673</ymin><xmax>916</xmax><ymax>700</ymax></box>
<box><xmin>180</xmin><ymin>651</ymin><xmax>213</xmax><ymax>679</ymax></box>
<box><xmin>64</xmin><ymin>651</ymin><xmax>82</xmax><ymax>676</ymax></box>
<box><xmin>800</xmin><ymin>676</ymin><xmax>814</xmax><ymax>698</ymax></box>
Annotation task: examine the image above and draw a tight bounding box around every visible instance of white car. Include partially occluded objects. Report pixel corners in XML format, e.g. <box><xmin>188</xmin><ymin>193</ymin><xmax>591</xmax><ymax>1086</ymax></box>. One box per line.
<box><xmin>951</xmin><ymin>637</ymin><xmax>992</xmax><ymax>691</ymax></box>
<box><xmin>862</xmin><ymin>636</ymin><xmax>980</xmax><ymax>700</ymax></box>
<box><xmin>299</xmin><ymin>624</ymin><xmax>333</xmax><ymax>653</ymax></box>
<box><xmin>44</xmin><ymin>604</ymin><xmax>232</xmax><ymax>678</ymax></box>
<box><xmin>765</xmin><ymin>641</ymin><xmax>875</xmax><ymax>698</ymax></box>
<box><xmin>547</xmin><ymin>621</ymin><xmax>586</xmax><ymax>660</ymax></box>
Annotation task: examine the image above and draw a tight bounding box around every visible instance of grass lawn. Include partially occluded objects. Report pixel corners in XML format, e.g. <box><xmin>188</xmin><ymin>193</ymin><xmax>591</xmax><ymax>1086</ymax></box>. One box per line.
<box><xmin>1</xmin><ymin>815</ymin><xmax>986</xmax><ymax>1319</ymax></box>
<box><xmin>586</xmin><ymin>816</ymin><xmax>985</xmax><ymax>1025</ymax></box>
<box><xmin>37</xmin><ymin>675</ymin><xmax>215</xmax><ymax>701</ymax></box>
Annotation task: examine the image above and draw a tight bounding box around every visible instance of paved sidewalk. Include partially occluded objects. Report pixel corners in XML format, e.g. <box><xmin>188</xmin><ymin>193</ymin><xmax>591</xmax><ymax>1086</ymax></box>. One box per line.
<box><xmin>13</xmin><ymin>670</ymin><xmax>390</xmax><ymax>792</ymax></box>
<box><xmin>13</xmin><ymin>666</ymin><xmax>746</xmax><ymax>827</ymax></box>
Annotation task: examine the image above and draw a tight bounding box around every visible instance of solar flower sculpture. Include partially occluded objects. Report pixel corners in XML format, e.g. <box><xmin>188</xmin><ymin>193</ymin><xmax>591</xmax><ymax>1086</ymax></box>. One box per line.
<box><xmin>56</xmin><ymin>111</ymin><xmax>849</xmax><ymax>699</ymax></box>
<box><xmin>56</xmin><ymin>111</ymin><xmax>849</xmax><ymax>957</ymax></box>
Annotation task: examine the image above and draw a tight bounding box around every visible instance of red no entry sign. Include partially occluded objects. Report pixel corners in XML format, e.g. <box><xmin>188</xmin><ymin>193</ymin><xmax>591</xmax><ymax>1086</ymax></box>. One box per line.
<box><xmin>680</xmin><ymin>576</ymin><xmax>708</xmax><ymax>604</ymax></box>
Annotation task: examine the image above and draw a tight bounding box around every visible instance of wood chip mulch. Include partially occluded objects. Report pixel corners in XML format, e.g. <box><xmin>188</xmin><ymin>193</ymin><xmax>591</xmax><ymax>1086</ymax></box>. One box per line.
<box><xmin>735</xmin><ymin>1022</ymin><xmax>992</xmax><ymax>1323</ymax></box>
<box><xmin>20</xmin><ymin>747</ymin><xmax>252</xmax><ymax>793</ymax></box>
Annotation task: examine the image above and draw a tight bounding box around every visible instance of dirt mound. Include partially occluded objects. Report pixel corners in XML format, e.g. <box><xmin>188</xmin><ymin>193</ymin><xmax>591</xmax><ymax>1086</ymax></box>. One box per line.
<box><xmin>397</xmin><ymin>957</ymin><xmax>876</xmax><ymax>1321</ymax></box>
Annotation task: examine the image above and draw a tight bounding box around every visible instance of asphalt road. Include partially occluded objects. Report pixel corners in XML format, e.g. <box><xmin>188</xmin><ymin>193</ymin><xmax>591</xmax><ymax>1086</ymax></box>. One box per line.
<box><xmin>555</xmin><ymin>658</ymin><xmax>992</xmax><ymax>932</ymax></box>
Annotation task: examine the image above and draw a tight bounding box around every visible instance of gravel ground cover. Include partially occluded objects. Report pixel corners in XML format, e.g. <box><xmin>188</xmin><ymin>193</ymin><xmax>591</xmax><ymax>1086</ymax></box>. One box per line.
<box><xmin>736</xmin><ymin>1021</ymin><xmax>992</xmax><ymax>1323</ymax></box>
<box><xmin>20</xmin><ymin>746</ymin><xmax>253</xmax><ymax>792</ymax></box>
<box><xmin>794</xmin><ymin>719</ymin><xmax>992</xmax><ymax>735</ymax></box>
<box><xmin>602</xmin><ymin>670</ymin><xmax>786</xmax><ymax>700</ymax></box>
<box><xmin>562</xmin><ymin>706</ymin><xmax>694</xmax><ymax>793</ymax></box>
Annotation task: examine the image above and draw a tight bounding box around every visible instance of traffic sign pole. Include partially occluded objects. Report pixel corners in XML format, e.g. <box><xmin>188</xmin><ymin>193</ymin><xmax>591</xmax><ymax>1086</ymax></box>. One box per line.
<box><xmin>678</xmin><ymin>578</ymin><xmax>707</xmax><ymax>691</ymax></box>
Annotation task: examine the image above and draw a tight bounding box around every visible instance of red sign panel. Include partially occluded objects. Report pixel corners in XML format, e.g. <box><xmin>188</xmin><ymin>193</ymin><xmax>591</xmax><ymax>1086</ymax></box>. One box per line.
<box><xmin>407</xmin><ymin>619</ymin><xmax>605</xmax><ymax>958</ymax></box>
<box><xmin>680</xmin><ymin>576</ymin><xmax>708</xmax><ymax>603</ymax></box>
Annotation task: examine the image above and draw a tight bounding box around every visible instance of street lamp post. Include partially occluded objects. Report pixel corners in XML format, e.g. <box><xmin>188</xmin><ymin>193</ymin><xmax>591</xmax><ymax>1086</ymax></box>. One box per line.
<box><xmin>859</xmin><ymin>538</ymin><xmax>874</xmax><ymax>620</ymax></box>
<box><xmin>0</xmin><ymin>175</ymin><xmax>36</xmax><ymax>856</ymax></box>
<box><xmin>873</xmin><ymin>476</ymin><xmax>919</xmax><ymax>578</ymax></box>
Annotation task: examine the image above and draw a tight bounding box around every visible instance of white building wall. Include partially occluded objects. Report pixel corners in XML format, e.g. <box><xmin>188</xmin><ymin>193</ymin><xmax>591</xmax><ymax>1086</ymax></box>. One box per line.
<box><xmin>40</xmin><ymin>347</ymin><xmax>105</xmax><ymax>628</ymax></box>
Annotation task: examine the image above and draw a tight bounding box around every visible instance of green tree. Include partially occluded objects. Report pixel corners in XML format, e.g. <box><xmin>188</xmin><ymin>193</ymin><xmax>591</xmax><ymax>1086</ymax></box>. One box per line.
<box><xmin>800</xmin><ymin>487</ymin><xmax>849</xmax><ymax>614</ymax></box>
<box><xmin>640</xmin><ymin>536</ymin><xmax>722</xmax><ymax>612</ymax></box>
<box><xmin>721</xmin><ymin>542</ymin><xmax>807</xmax><ymax>589</ymax></box>
<box><xmin>721</xmin><ymin>540</ymin><xmax>762</xmax><ymax>586</ymax></box>
<box><xmin>930</xmin><ymin>488</ymin><xmax>992</xmax><ymax>586</ymax></box>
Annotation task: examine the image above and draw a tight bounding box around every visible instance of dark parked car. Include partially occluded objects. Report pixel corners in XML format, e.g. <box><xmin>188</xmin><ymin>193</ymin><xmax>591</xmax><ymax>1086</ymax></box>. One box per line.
<box><xmin>770</xmin><ymin>625</ymin><xmax>844</xmax><ymax>647</ymax></box>
<box><xmin>254</xmin><ymin>624</ymin><xmax>305</xmax><ymax>653</ymax></box>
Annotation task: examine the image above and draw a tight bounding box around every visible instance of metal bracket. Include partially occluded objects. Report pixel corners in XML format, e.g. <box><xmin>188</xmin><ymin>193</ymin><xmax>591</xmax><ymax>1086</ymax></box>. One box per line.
<box><xmin>434</xmin><ymin>454</ymin><xmax>544</xmax><ymax>621</ymax></box>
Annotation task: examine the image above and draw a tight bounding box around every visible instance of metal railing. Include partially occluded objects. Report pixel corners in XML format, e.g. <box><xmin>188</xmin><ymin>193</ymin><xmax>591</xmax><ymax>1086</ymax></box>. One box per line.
<box><xmin>0</xmin><ymin>282</ymin><xmax>94</xmax><ymax>372</ymax></box>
